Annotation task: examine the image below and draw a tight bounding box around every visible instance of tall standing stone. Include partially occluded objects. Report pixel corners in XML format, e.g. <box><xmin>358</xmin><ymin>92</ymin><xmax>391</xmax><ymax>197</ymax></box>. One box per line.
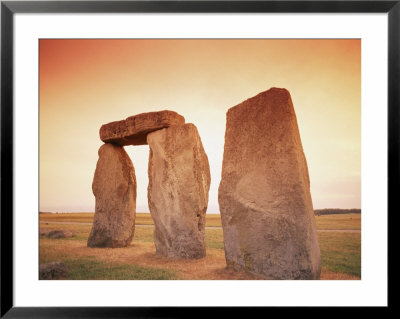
<box><xmin>147</xmin><ymin>124</ymin><xmax>211</xmax><ymax>259</ymax></box>
<box><xmin>218</xmin><ymin>88</ymin><xmax>321</xmax><ymax>279</ymax></box>
<box><xmin>88</xmin><ymin>143</ymin><xmax>136</xmax><ymax>248</ymax></box>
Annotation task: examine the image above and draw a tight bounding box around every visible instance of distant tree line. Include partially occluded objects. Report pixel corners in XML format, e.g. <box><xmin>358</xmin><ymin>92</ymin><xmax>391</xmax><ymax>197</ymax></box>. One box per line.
<box><xmin>314</xmin><ymin>208</ymin><xmax>361</xmax><ymax>216</ymax></box>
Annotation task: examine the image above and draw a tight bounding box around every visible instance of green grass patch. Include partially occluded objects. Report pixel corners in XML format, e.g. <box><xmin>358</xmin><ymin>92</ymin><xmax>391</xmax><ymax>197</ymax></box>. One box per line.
<box><xmin>205</xmin><ymin>229</ymin><xmax>224</xmax><ymax>249</ymax></box>
<box><xmin>132</xmin><ymin>227</ymin><xmax>154</xmax><ymax>243</ymax></box>
<box><xmin>63</xmin><ymin>257</ymin><xmax>178</xmax><ymax>280</ymax></box>
<box><xmin>39</xmin><ymin>238</ymin><xmax>177</xmax><ymax>280</ymax></box>
<box><xmin>40</xmin><ymin>255</ymin><xmax>177</xmax><ymax>280</ymax></box>
<box><xmin>318</xmin><ymin>232</ymin><xmax>361</xmax><ymax>277</ymax></box>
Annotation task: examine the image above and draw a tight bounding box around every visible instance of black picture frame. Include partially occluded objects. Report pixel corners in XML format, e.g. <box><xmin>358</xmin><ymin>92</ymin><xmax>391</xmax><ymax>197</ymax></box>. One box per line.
<box><xmin>1</xmin><ymin>0</ymin><xmax>395</xmax><ymax>317</ymax></box>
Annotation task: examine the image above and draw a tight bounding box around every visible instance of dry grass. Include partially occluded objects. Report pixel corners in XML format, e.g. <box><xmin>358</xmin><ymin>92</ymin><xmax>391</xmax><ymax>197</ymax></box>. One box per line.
<box><xmin>39</xmin><ymin>212</ymin><xmax>94</xmax><ymax>223</ymax></box>
<box><xmin>320</xmin><ymin>270</ymin><xmax>360</xmax><ymax>280</ymax></box>
<box><xmin>40</xmin><ymin>212</ymin><xmax>360</xmax><ymax>230</ymax></box>
<box><xmin>39</xmin><ymin>212</ymin><xmax>223</xmax><ymax>227</ymax></box>
<box><xmin>40</xmin><ymin>238</ymin><xmax>258</xmax><ymax>280</ymax></box>
<box><xmin>315</xmin><ymin>213</ymin><xmax>361</xmax><ymax>230</ymax></box>
<box><xmin>39</xmin><ymin>213</ymin><xmax>361</xmax><ymax>280</ymax></box>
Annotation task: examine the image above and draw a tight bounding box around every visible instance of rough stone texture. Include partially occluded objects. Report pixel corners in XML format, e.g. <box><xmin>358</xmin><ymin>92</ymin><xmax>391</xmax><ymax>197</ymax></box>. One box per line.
<box><xmin>46</xmin><ymin>230</ymin><xmax>74</xmax><ymax>238</ymax></box>
<box><xmin>87</xmin><ymin>143</ymin><xmax>136</xmax><ymax>248</ymax></box>
<box><xmin>147</xmin><ymin>124</ymin><xmax>211</xmax><ymax>259</ymax></box>
<box><xmin>39</xmin><ymin>228</ymin><xmax>52</xmax><ymax>236</ymax></box>
<box><xmin>218</xmin><ymin>87</ymin><xmax>321</xmax><ymax>280</ymax></box>
<box><xmin>48</xmin><ymin>230</ymin><xmax>74</xmax><ymax>238</ymax></box>
<box><xmin>100</xmin><ymin>110</ymin><xmax>185</xmax><ymax>146</ymax></box>
<box><xmin>39</xmin><ymin>261</ymin><xmax>68</xmax><ymax>280</ymax></box>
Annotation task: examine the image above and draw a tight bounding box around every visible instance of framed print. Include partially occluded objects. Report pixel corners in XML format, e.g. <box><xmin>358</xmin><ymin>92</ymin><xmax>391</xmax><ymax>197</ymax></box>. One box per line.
<box><xmin>1</xmin><ymin>0</ymin><xmax>396</xmax><ymax>317</ymax></box>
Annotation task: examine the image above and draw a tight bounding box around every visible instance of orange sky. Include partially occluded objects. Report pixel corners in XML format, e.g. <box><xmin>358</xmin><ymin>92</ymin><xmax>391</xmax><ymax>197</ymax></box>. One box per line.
<box><xmin>39</xmin><ymin>39</ymin><xmax>361</xmax><ymax>212</ymax></box>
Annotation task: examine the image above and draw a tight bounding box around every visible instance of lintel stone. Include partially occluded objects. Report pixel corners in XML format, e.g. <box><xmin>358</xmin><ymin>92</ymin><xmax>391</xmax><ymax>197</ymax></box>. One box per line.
<box><xmin>100</xmin><ymin>110</ymin><xmax>185</xmax><ymax>146</ymax></box>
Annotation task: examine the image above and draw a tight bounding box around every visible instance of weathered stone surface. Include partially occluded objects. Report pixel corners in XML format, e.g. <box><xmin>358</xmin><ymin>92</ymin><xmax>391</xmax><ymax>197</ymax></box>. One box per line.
<box><xmin>218</xmin><ymin>87</ymin><xmax>321</xmax><ymax>279</ymax></box>
<box><xmin>100</xmin><ymin>110</ymin><xmax>185</xmax><ymax>146</ymax></box>
<box><xmin>39</xmin><ymin>261</ymin><xmax>68</xmax><ymax>280</ymax></box>
<box><xmin>48</xmin><ymin>230</ymin><xmax>74</xmax><ymax>238</ymax></box>
<box><xmin>147</xmin><ymin>124</ymin><xmax>211</xmax><ymax>259</ymax></box>
<box><xmin>39</xmin><ymin>228</ymin><xmax>52</xmax><ymax>236</ymax></box>
<box><xmin>87</xmin><ymin>143</ymin><xmax>136</xmax><ymax>248</ymax></box>
<box><xmin>45</xmin><ymin>229</ymin><xmax>74</xmax><ymax>238</ymax></box>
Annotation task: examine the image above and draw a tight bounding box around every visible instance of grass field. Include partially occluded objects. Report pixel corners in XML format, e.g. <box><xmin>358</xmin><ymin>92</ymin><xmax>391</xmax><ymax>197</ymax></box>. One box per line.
<box><xmin>39</xmin><ymin>213</ymin><xmax>361</xmax><ymax>280</ymax></box>
<box><xmin>39</xmin><ymin>212</ymin><xmax>224</xmax><ymax>227</ymax></box>
<box><xmin>40</xmin><ymin>212</ymin><xmax>361</xmax><ymax>229</ymax></box>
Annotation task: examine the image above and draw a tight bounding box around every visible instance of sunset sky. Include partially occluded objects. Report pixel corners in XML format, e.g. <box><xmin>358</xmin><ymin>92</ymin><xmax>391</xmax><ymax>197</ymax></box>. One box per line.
<box><xmin>39</xmin><ymin>39</ymin><xmax>360</xmax><ymax>213</ymax></box>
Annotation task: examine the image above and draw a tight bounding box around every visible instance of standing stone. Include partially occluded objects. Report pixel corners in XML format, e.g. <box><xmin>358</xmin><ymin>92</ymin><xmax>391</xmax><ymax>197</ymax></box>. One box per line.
<box><xmin>87</xmin><ymin>143</ymin><xmax>136</xmax><ymax>248</ymax></box>
<box><xmin>147</xmin><ymin>124</ymin><xmax>211</xmax><ymax>259</ymax></box>
<box><xmin>218</xmin><ymin>87</ymin><xmax>321</xmax><ymax>279</ymax></box>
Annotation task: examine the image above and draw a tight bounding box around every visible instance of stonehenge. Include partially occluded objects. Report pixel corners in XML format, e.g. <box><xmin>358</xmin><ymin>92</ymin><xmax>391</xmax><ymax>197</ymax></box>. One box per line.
<box><xmin>87</xmin><ymin>87</ymin><xmax>321</xmax><ymax>279</ymax></box>
<box><xmin>88</xmin><ymin>110</ymin><xmax>211</xmax><ymax>257</ymax></box>
<box><xmin>218</xmin><ymin>88</ymin><xmax>321</xmax><ymax>279</ymax></box>
<box><xmin>88</xmin><ymin>143</ymin><xmax>137</xmax><ymax>248</ymax></box>
<box><xmin>100</xmin><ymin>111</ymin><xmax>185</xmax><ymax>146</ymax></box>
<box><xmin>147</xmin><ymin>124</ymin><xmax>211</xmax><ymax>259</ymax></box>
